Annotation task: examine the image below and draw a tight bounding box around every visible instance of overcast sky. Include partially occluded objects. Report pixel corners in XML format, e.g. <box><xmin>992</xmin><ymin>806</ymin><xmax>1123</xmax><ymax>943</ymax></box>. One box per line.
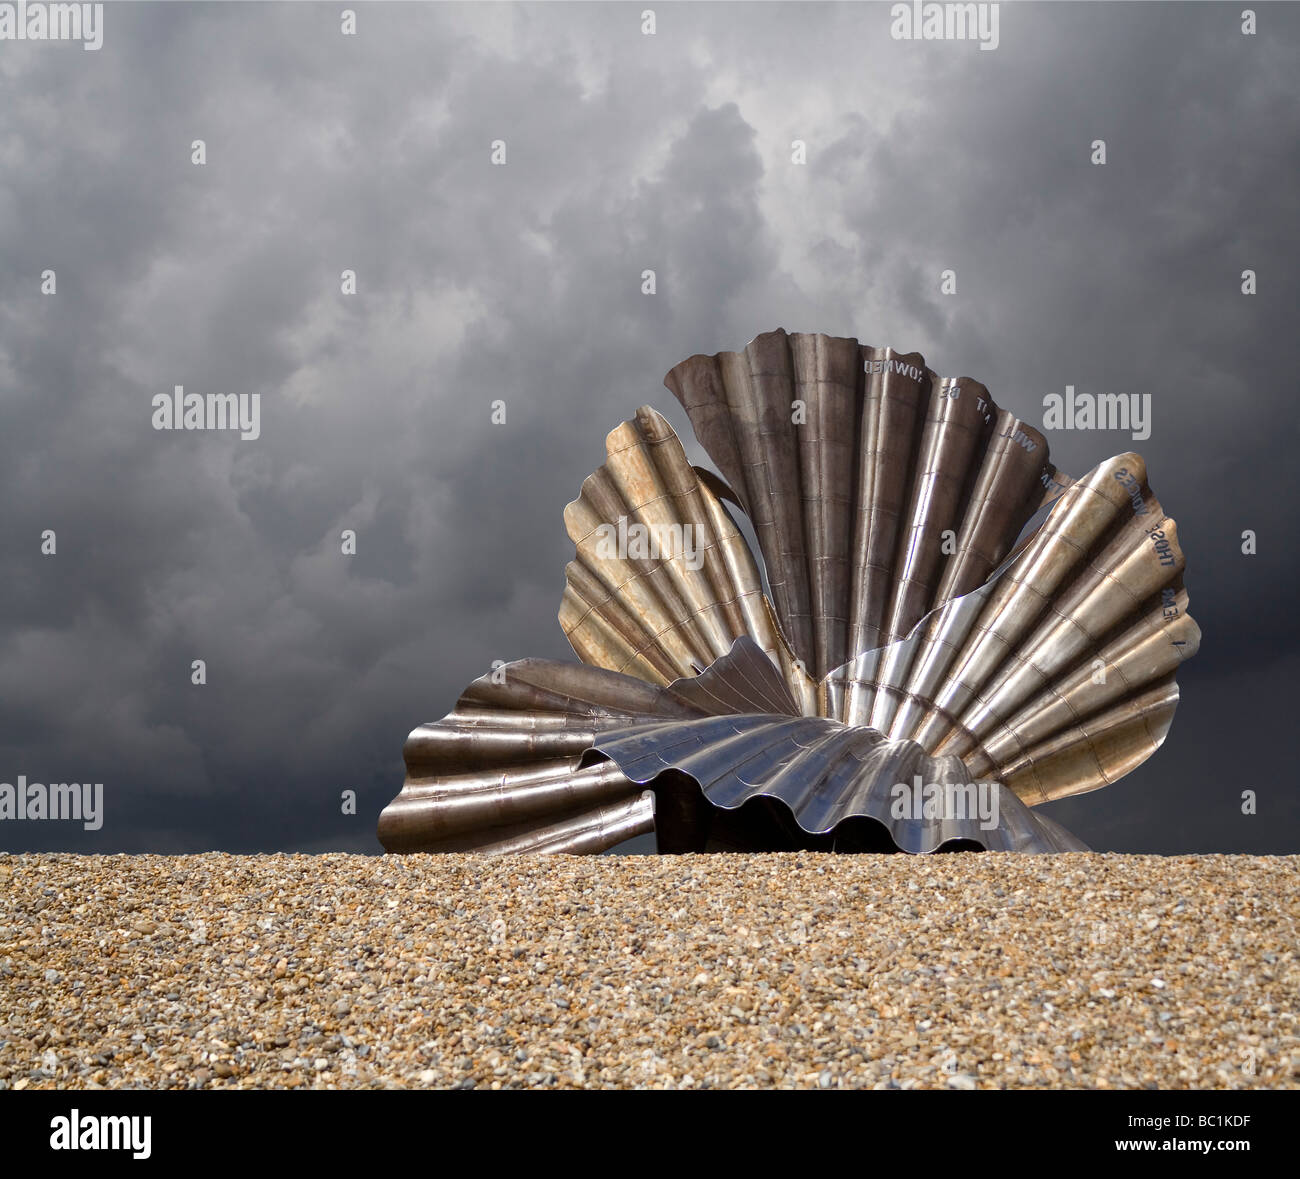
<box><xmin>1</xmin><ymin>2</ymin><xmax>1296</xmax><ymax>855</ymax></box>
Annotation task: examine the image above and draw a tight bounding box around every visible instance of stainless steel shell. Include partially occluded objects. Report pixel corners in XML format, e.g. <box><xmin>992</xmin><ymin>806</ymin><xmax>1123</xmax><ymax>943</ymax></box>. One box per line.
<box><xmin>380</xmin><ymin>327</ymin><xmax>1200</xmax><ymax>855</ymax></box>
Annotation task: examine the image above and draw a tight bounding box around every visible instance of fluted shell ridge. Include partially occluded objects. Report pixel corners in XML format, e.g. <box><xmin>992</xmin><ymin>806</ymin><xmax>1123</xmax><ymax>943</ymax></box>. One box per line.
<box><xmin>376</xmin><ymin>659</ymin><xmax>667</xmax><ymax>855</ymax></box>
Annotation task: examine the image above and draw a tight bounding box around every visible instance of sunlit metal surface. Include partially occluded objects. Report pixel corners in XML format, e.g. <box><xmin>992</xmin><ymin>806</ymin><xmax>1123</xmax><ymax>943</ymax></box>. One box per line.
<box><xmin>377</xmin><ymin>659</ymin><xmax>679</xmax><ymax>855</ymax></box>
<box><xmin>560</xmin><ymin>405</ymin><xmax>812</xmax><ymax>711</ymax></box>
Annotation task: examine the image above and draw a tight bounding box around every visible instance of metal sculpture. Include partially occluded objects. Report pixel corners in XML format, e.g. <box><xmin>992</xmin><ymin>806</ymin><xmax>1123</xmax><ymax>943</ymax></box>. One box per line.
<box><xmin>378</xmin><ymin>329</ymin><xmax>1199</xmax><ymax>855</ymax></box>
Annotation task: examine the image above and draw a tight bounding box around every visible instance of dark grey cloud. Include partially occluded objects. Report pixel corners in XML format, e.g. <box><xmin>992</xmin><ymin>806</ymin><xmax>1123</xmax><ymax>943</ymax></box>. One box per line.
<box><xmin>0</xmin><ymin>2</ymin><xmax>1295</xmax><ymax>854</ymax></box>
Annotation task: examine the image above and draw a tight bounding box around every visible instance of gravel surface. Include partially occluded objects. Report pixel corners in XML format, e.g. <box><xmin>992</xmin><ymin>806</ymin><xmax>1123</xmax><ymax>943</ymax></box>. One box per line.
<box><xmin>0</xmin><ymin>852</ymin><xmax>1296</xmax><ymax>1090</ymax></box>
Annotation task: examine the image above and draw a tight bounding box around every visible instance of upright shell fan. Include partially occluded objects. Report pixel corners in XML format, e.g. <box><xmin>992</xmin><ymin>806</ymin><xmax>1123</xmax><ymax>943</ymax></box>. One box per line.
<box><xmin>378</xmin><ymin>329</ymin><xmax>1199</xmax><ymax>855</ymax></box>
<box><xmin>664</xmin><ymin>331</ymin><xmax>1072</xmax><ymax>683</ymax></box>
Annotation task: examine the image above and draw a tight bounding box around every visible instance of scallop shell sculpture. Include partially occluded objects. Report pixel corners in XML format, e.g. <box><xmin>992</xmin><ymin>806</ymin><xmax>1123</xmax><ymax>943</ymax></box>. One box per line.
<box><xmin>378</xmin><ymin>329</ymin><xmax>1200</xmax><ymax>855</ymax></box>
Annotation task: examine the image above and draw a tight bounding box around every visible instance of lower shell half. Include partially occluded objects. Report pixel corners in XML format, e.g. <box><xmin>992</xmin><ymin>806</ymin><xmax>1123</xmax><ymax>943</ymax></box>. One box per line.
<box><xmin>377</xmin><ymin>637</ymin><xmax>1090</xmax><ymax>856</ymax></box>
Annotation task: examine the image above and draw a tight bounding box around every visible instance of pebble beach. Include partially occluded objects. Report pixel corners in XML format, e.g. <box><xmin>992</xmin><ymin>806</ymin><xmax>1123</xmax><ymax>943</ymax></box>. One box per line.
<box><xmin>1</xmin><ymin>852</ymin><xmax>1296</xmax><ymax>1090</ymax></box>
